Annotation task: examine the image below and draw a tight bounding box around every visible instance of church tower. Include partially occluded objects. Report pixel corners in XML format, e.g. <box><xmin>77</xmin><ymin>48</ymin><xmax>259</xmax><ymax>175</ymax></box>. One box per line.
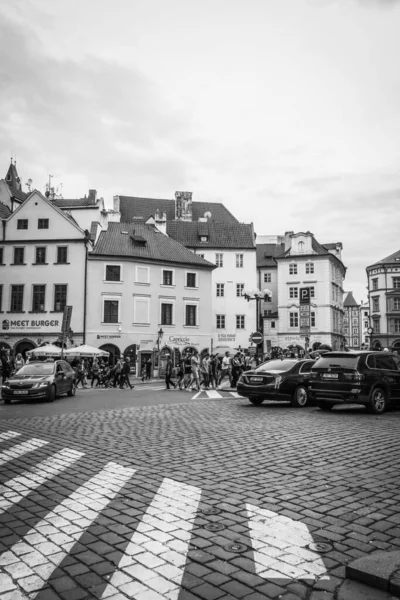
<box><xmin>5</xmin><ymin>160</ymin><xmax>22</xmax><ymax>191</ymax></box>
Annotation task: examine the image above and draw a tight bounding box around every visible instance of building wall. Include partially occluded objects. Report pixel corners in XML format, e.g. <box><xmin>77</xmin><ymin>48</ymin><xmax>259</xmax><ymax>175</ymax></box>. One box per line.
<box><xmin>367</xmin><ymin>263</ymin><xmax>400</xmax><ymax>350</ymax></box>
<box><xmin>343</xmin><ymin>305</ymin><xmax>360</xmax><ymax>349</ymax></box>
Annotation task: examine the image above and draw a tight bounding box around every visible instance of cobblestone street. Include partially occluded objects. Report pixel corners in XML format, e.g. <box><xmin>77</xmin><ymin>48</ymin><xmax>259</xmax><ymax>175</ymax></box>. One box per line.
<box><xmin>0</xmin><ymin>394</ymin><xmax>399</xmax><ymax>600</ymax></box>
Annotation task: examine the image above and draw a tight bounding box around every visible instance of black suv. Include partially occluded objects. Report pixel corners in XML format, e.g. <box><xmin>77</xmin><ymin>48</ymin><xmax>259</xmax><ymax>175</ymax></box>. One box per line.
<box><xmin>308</xmin><ymin>351</ymin><xmax>400</xmax><ymax>414</ymax></box>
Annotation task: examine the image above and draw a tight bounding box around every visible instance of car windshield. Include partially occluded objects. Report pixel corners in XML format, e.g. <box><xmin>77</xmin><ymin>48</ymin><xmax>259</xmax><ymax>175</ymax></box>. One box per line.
<box><xmin>17</xmin><ymin>363</ymin><xmax>55</xmax><ymax>376</ymax></box>
<box><xmin>256</xmin><ymin>360</ymin><xmax>296</xmax><ymax>372</ymax></box>
<box><xmin>313</xmin><ymin>355</ymin><xmax>359</xmax><ymax>369</ymax></box>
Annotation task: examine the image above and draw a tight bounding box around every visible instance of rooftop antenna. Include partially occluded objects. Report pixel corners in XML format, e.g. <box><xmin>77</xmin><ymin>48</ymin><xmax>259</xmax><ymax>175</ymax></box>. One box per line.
<box><xmin>25</xmin><ymin>178</ymin><xmax>33</xmax><ymax>192</ymax></box>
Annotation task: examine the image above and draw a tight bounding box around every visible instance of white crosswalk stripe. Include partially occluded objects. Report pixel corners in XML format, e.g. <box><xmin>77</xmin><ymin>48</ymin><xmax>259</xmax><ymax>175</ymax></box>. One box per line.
<box><xmin>0</xmin><ymin>462</ymin><xmax>136</xmax><ymax>599</ymax></box>
<box><xmin>0</xmin><ymin>438</ymin><xmax>49</xmax><ymax>467</ymax></box>
<box><xmin>0</xmin><ymin>448</ymin><xmax>84</xmax><ymax>514</ymax></box>
<box><xmin>0</xmin><ymin>430</ymin><xmax>22</xmax><ymax>443</ymax></box>
<box><xmin>101</xmin><ymin>477</ymin><xmax>201</xmax><ymax>600</ymax></box>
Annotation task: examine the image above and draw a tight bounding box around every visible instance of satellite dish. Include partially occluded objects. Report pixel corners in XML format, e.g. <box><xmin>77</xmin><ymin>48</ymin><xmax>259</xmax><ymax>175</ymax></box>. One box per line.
<box><xmin>27</xmin><ymin>178</ymin><xmax>33</xmax><ymax>185</ymax></box>
<box><xmin>204</xmin><ymin>211</ymin><xmax>212</xmax><ymax>219</ymax></box>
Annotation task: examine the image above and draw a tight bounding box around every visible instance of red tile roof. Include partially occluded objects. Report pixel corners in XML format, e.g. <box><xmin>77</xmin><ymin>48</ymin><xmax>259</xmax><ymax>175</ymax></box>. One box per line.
<box><xmin>0</xmin><ymin>202</ymin><xmax>11</xmax><ymax>219</ymax></box>
<box><xmin>368</xmin><ymin>249</ymin><xmax>400</xmax><ymax>268</ymax></box>
<box><xmin>91</xmin><ymin>222</ymin><xmax>216</xmax><ymax>268</ymax></box>
<box><xmin>344</xmin><ymin>292</ymin><xmax>359</xmax><ymax>307</ymax></box>
<box><xmin>256</xmin><ymin>243</ymin><xmax>285</xmax><ymax>268</ymax></box>
<box><xmin>53</xmin><ymin>197</ymin><xmax>98</xmax><ymax>208</ymax></box>
<box><xmin>166</xmin><ymin>221</ymin><xmax>255</xmax><ymax>249</ymax></box>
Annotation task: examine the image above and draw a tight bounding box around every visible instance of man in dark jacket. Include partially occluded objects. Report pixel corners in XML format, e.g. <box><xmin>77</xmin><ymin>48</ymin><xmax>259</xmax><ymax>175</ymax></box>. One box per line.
<box><xmin>120</xmin><ymin>358</ymin><xmax>134</xmax><ymax>389</ymax></box>
<box><xmin>165</xmin><ymin>355</ymin><xmax>176</xmax><ymax>390</ymax></box>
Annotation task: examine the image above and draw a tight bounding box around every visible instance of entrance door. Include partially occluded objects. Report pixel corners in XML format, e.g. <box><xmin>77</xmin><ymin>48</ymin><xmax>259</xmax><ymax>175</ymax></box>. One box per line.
<box><xmin>140</xmin><ymin>352</ymin><xmax>152</xmax><ymax>378</ymax></box>
<box><xmin>14</xmin><ymin>340</ymin><xmax>36</xmax><ymax>360</ymax></box>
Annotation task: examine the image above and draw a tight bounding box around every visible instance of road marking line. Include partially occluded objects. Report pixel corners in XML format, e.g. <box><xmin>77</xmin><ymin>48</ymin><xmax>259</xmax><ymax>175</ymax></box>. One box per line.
<box><xmin>0</xmin><ymin>448</ymin><xmax>84</xmax><ymax>514</ymax></box>
<box><xmin>101</xmin><ymin>477</ymin><xmax>202</xmax><ymax>600</ymax></box>
<box><xmin>230</xmin><ymin>391</ymin><xmax>243</xmax><ymax>398</ymax></box>
<box><xmin>0</xmin><ymin>431</ymin><xmax>22</xmax><ymax>442</ymax></box>
<box><xmin>0</xmin><ymin>462</ymin><xmax>136</xmax><ymax>598</ymax></box>
<box><xmin>246</xmin><ymin>504</ymin><xmax>329</xmax><ymax>580</ymax></box>
<box><xmin>206</xmin><ymin>390</ymin><xmax>222</xmax><ymax>399</ymax></box>
<box><xmin>0</xmin><ymin>438</ymin><xmax>49</xmax><ymax>467</ymax></box>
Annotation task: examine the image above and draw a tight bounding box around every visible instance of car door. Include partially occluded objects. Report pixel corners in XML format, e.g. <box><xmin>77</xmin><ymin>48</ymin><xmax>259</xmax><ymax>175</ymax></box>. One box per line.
<box><xmin>374</xmin><ymin>354</ymin><xmax>400</xmax><ymax>401</ymax></box>
<box><xmin>55</xmin><ymin>363</ymin><xmax>68</xmax><ymax>393</ymax></box>
<box><xmin>298</xmin><ymin>360</ymin><xmax>315</xmax><ymax>385</ymax></box>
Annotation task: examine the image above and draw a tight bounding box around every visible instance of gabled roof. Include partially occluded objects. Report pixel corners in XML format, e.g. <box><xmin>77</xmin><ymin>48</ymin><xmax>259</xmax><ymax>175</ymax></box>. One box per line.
<box><xmin>344</xmin><ymin>292</ymin><xmax>359</xmax><ymax>307</ymax></box>
<box><xmin>256</xmin><ymin>243</ymin><xmax>285</xmax><ymax>268</ymax></box>
<box><xmin>166</xmin><ymin>221</ymin><xmax>255</xmax><ymax>249</ymax></box>
<box><xmin>119</xmin><ymin>196</ymin><xmax>239</xmax><ymax>224</ymax></box>
<box><xmin>0</xmin><ymin>201</ymin><xmax>12</xmax><ymax>219</ymax></box>
<box><xmin>8</xmin><ymin>187</ymin><xmax>29</xmax><ymax>202</ymax></box>
<box><xmin>368</xmin><ymin>249</ymin><xmax>400</xmax><ymax>268</ymax></box>
<box><xmin>91</xmin><ymin>222</ymin><xmax>216</xmax><ymax>268</ymax></box>
<box><xmin>53</xmin><ymin>197</ymin><xmax>98</xmax><ymax>208</ymax></box>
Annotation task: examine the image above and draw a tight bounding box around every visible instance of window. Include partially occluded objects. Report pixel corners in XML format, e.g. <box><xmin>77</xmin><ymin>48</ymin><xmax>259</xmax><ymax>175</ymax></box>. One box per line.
<box><xmin>372</xmin><ymin>278</ymin><xmax>378</xmax><ymax>291</ymax></box>
<box><xmin>289</xmin><ymin>263</ymin><xmax>297</xmax><ymax>275</ymax></box>
<box><xmin>271</xmin><ymin>321</ymin><xmax>276</xmax><ymax>329</ymax></box>
<box><xmin>38</xmin><ymin>218</ymin><xmax>49</xmax><ymax>229</ymax></box>
<box><xmin>135</xmin><ymin>266</ymin><xmax>149</xmax><ymax>284</ymax></box>
<box><xmin>13</xmin><ymin>247</ymin><xmax>25</xmax><ymax>265</ymax></box>
<box><xmin>310</xmin><ymin>287</ymin><xmax>315</xmax><ymax>298</ymax></box>
<box><xmin>394</xmin><ymin>298</ymin><xmax>400</xmax><ymax>310</ymax></box>
<box><xmin>305</xmin><ymin>262</ymin><xmax>314</xmax><ymax>274</ymax></box>
<box><xmin>35</xmin><ymin>247</ymin><xmax>46</xmax><ymax>264</ymax></box>
<box><xmin>264</xmin><ymin>273</ymin><xmax>271</xmax><ymax>283</ymax></box>
<box><xmin>216</xmin><ymin>315</ymin><xmax>225</xmax><ymax>329</ymax></box>
<box><xmin>161</xmin><ymin>303</ymin><xmax>173</xmax><ymax>325</ymax></box>
<box><xmin>200</xmin><ymin>236</ymin><xmax>208</xmax><ymax>242</ymax></box>
<box><xmin>11</xmin><ymin>285</ymin><xmax>24</xmax><ymax>312</ymax></box>
<box><xmin>298</xmin><ymin>241</ymin><xmax>305</xmax><ymax>252</ymax></box>
<box><xmin>54</xmin><ymin>285</ymin><xmax>67</xmax><ymax>311</ymax></box>
<box><xmin>198</xmin><ymin>254</ymin><xmax>205</xmax><ymax>259</ymax></box>
<box><xmin>104</xmin><ymin>300</ymin><xmax>119</xmax><ymax>323</ymax></box>
<box><xmin>0</xmin><ymin>247</ymin><xmax>3</xmax><ymax>264</ymax></box>
<box><xmin>311</xmin><ymin>312</ymin><xmax>316</xmax><ymax>327</ymax></box>
<box><xmin>372</xmin><ymin>318</ymin><xmax>380</xmax><ymax>334</ymax></box>
<box><xmin>289</xmin><ymin>287</ymin><xmax>298</xmax><ymax>299</ymax></box>
<box><xmin>57</xmin><ymin>246</ymin><xmax>68</xmax><ymax>264</ymax></box>
<box><xmin>393</xmin><ymin>278</ymin><xmax>400</xmax><ymax>289</ymax></box>
<box><xmin>395</xmin><ymin>319</ymin><xmax>400</xmax><ymax>334</ymax></box>
<box><xmin>32</xmin><ymin>285</ymin><xmax>46</xmax><ymax>311</ymax></box>
<box><xmin>185</xmin><ymin>305</ymin><xmax>197</xmax><ymax>326</ymax></box>
<box><xmin>236</xmin><ymin>283</ymin><xmax>244</xmax><ymax>297</ymax></box>
<box><xmin>0</xmin><ymin>285</ymin><xmax>2</xmax><ymax>311</ymax></box>
<box><xmin>17</xmin><ymin>219</ymin><xmax>28</xmax><ymax>230</ymax></box>
<box><xmin>375</xmin><ymin>355</ymin><xmax>397</xmax><ymax>370</ymax></box>
<box><xmin>216</xmin><ymin>283</ymin><xmax>225</xmax><ymax>297</ymax></box>
<box><xmin>105</xmin><ymin>265</ymin><xmax>121</xmax><ymax>282</ymax></box>
<box><xmin>186</xmin><ymin>273</ymin><xmax>196</xmax><ymax>288</ymax></box>
<box><xmin>133</xmin><ymin>297</ymin><xmax>149</xmax><ymax>323</ymax></box>
<box><xmin>264</xmin><ymin>295</ymin><xmax>272</xmax><ymax>303</ymax></box>
<box><xmin>372</xmin><ymin>297</ymin><xmax>380</xmax><ymax>312</ymax></box>
<box><xmin>215</xmin><ymin>253</ymin><xmax>223</xmax><ymax>267</ymax></box>
<box><xmin>236</xmin><ymin>254</ymin><xmax>243</xmax><ymax>268</ymax></box>
<box><xmin>236</xmin><ymin>315</ymin><xmax>245</xmax><ymax>329</ymax></box>
<box><xmin>162</xmin><ymin>270</ymin><xmax>173</xmax><ymax>286</ymax></box>
<box><xmin>353</xmin><ymin>339</ymin><xmax>359</xmax><ymax>347</ymax></box>
<box><xmin>289</xmin><ymin>312</ymin><xmax>299</xmax><ymax>328</ymax></box>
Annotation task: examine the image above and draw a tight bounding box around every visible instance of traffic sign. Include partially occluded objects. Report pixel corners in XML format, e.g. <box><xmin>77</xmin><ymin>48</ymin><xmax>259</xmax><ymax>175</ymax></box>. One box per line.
<box><xmin>250</xmin><ymin>332</ymin><xmax>263</xmax><ymax>345</ymax></box>
<box><xmin>300</xmin><ymin>288</ymin><xmax>311</xmax><ymax>305</ymax></box>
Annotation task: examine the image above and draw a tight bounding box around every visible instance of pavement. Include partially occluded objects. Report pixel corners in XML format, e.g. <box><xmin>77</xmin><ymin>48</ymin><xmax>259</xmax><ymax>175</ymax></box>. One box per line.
<box><xmin>0</xmin><ymin>390</ymin><xmax>399</xmax><ymax>600</ymax></box>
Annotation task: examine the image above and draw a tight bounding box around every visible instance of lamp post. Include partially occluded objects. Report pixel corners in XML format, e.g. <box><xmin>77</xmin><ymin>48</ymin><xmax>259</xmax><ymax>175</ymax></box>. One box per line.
<box><xmin>367</xmin><ymin>326</ymin><xmax>373</xmax><ymax>350</ymax></box>
<box><xmin>241</xmin><ymin>288</ymin><xmax>272</xmax><ymax>356</ymax></box>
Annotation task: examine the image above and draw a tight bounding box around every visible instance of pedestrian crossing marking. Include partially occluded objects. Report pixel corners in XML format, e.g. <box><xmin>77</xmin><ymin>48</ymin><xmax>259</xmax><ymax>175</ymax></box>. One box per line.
<box><xmin>246</xmin><ymin>503</ymin><xmax>329</xmax><ymax>580</ymax></box>
<box><xmin>0</xmin><ymin>462</ymin><xmax>136</xmax><ymax>599</ymax></box>
<box><xmin>101</xmin><ymin>478</ymin><xmax>201</xmax><ymax>600</ymax></box>
<box><xmin>0</xmin><ymin>430</ymin><xmax>22</xmax><ymax>442</ymax></box>
<box><xmin>0</xmin><ymin>438</ymin><xmax>49</xmax><ymax>468</ymax></box>
<box><xmin>0</xmin><ymin>448</ymin><xmax>84</xmax><ymax>514</ymax></box>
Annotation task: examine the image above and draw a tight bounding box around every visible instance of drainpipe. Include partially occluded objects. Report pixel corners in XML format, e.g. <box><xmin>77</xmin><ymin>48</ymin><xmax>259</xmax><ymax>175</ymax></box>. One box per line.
<box><xmin>384</xmin><ymin>266</ymin><xmax>389</xmax><ymax>349</ymax></box>
<box><xmin>83</xmin><ymin>234</ymin><xmax>89</xmax><ymax>344</ymax></box>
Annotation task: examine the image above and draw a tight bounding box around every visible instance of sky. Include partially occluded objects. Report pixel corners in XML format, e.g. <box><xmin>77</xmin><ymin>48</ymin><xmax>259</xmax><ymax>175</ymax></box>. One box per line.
<box><xmin>1</xmin><ymin>0</ymin><xmax>399</xmax><ymax>303</ymax></box>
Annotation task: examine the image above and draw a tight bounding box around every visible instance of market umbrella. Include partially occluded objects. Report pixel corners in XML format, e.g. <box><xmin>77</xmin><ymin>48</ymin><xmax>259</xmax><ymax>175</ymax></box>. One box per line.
<box><xmin>27</xmin><ymin>344</ymin><xmax>62</xmax><ymax>357</ymax></box>
<box><xmin>213</xmin><ymin>346</ymin><xmax>235</xmax><ymax>356</ymax></box>
<box><xmin>63</xmin><ymin>344</ymin><xmax>110</xmax><ymax>358</ymax></box>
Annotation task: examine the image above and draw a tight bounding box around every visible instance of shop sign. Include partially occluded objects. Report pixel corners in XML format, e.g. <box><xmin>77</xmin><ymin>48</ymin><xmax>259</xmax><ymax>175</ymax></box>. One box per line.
<box><xmin>96</xmin><ymin>334</ymin><xmax>121</xmax><ymax>340</ymax></box>
<box><xmin>140</xmin><ymin>339</ymin><xmax>155</xmax><ymax>348</ymax></box>
<box><xmin>2</xmin><ymin>319</ymin><xmax>60</xmax><ymax>332</ymax></box>
<box><xmin>217</xmin><ymin>333</ymin><xmax>236</xmax><ymax>342</ymax></box>
<box><xmin>168</xmin><ymin>335</ymin><xmax>199</xmax><ymax>346</ymax></box>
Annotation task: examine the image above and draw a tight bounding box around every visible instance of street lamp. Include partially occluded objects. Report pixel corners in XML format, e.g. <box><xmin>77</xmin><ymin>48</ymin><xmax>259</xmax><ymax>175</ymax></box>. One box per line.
<box><xmin>367</xmin><ymin>326</ymin><xmax>373</xmax><ymax>350</ymax></box>
<box><xmin>157</xmin><ymin>328</ymin><xmax>164</xmax><ymax>351</ymax></box>
<box><xmin>241</xmin><ymin>288</ymin><xmax>272</xmax><ymax>355</ymax></box>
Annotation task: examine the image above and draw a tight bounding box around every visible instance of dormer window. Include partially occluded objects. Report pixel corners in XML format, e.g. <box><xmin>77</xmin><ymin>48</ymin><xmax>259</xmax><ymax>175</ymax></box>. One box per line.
<box><xmin>200</xmin><ymin>235</ymin><xmax>208</xmax><ymax>242</ymax></box>
<box><xmin>298</xmin><ymin>241</ymin><xmax>305</xmax><ymax>252</ymax></box>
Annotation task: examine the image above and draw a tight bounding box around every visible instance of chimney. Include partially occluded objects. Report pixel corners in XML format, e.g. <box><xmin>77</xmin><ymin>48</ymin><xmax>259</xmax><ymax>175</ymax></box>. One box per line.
<box><xmin>154</xmin><ymin>209</ymin><xmax>167</xmax><ymax>235</ymax></box>
<box><xmin>113</xmin><ymin>195</ymin><xmax>120</xmax><ymax>213</ymax></box>
<box><xmin>88</xmin><ymin>189</ymin><xmax>97</xmax><ymax>203</ymax></box>
<box><xmin>284</xmin><ymin>231</ymin><xmax>294</xmax><ymax>252</ymax></box>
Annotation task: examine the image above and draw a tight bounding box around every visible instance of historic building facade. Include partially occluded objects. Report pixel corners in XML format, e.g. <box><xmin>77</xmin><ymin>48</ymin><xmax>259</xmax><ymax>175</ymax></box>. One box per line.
<box><xmin>366</xmin><ymin>249</ymin><xmax>400</xmax><ymax>351</ymax></box>
<box><xmin>343</xmin><ymin>292</ymin><xmax>360</xmax><ymax>349</ymax></box>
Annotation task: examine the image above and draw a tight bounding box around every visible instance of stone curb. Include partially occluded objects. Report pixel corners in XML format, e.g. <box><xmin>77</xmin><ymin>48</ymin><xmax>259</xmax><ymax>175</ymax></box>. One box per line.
<box><xmin>346</xmin><ymin>551</ymin><xmax>400</xmax><ymax>597</ymax></box>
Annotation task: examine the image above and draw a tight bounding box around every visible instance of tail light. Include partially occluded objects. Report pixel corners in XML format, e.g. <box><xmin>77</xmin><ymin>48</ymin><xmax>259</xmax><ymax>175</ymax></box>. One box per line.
<box><xmin>343</xmin><ymin>372</ymin><xmax>364</xmax><ymax>382</ymax></box>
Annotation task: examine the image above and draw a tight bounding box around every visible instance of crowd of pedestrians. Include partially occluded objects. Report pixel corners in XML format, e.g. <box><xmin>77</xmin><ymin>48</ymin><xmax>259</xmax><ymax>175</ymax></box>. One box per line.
<box><xmin>70</xmin><ymin>356</ymin><xmax>135</xmax><ymax>389</ymax></box>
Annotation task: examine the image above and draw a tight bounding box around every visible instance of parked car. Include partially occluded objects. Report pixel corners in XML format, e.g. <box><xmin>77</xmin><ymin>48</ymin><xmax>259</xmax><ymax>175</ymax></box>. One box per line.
<box><xmin>1</xmin><ymin>359</ymin><xmax>76</xmax><ymax>404</ymax></box>
<box><xmin>308</xmin><ymin>351</ymin><xmax>400</xmax><ymax>414</ymax></box>
<box><xmin>237</xmin><ymin>358</ymin><xmax>315</xmax><ymax>407</ymax></box>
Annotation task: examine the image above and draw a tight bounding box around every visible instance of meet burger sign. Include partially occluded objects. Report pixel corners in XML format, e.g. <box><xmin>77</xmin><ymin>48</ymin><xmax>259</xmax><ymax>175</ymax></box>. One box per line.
<box><xmin>2</xmin><ymin>319</ymin><xmax>60</xmax><ymax>332</ymax></box>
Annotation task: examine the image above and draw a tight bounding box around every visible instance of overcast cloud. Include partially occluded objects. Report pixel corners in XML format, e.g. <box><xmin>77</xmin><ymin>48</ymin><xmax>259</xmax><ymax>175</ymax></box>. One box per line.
<box><xmin>1</xmin><ymin>0</ymin><xmax>399</xmax><ymax>302</ymax></box>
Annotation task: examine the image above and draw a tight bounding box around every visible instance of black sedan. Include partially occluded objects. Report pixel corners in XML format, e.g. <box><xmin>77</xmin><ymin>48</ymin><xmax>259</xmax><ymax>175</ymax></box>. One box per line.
<box><xmin>237</xmin><ymin>358</ymin><xmax>315</xmax><ymax>407</ymax></box>
<box><xmin>1</xmin><ymin>359</ymin><xmax>76</xmax><ymax>404</ymax></box>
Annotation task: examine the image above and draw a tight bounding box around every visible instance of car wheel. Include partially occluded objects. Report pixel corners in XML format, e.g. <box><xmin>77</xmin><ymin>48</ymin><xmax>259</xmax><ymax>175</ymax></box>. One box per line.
<box><xmin>48</xmin><ymin>385</ymin><xmax>56</xmax><ymax>403</ymax></box>
<box><xmin>67</xmin><ymin>383</ymin><xmax>76</xmax><ymax>397</ymax></box>
<box><xmin>368</xmin><ymin>387</ymin><xmax>387</xmax><ymax>414</ymax></box>
<box><xmin>318</xmin><ymin>402</ymin><xmax>334</xmax><ymax>412</ymax></box>
<box><xmin>249</xmin><ymin>397</ymin><xmax>264</xmax><ymax>405</ymax></box>
<box><xmin>291</xmin><ymin>385</ymin><xmax>308</xmax><ymax>408</ymax></box>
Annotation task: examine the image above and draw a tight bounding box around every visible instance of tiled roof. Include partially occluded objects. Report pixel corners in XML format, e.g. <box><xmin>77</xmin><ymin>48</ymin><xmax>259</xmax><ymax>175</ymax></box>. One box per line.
<box><xmin>91</xmin><ymin>222</ymin><xmax>216</xmax><ymax>269</ymax></box>
<box><xmin>0</xmin><ymin>202</ymin><xmax>11</xmax><ymax>219</ymax></box>
<box><xmin>166</xmin><ymin>221</ymin><xmax>255</xmax><ymax>249</ymax></box>
<box><xmin>89</xmin><ymin>221</ymin><xmax>99</xmax><ymax>242</ymax></box>
<box><xmin>8</xmin><ymin>186</ymin><xmax>28</xmax><ymax>202</ymax></box>
<box><xmin>119</xmin><ymin>196</ymin><xmax>239</xmax><ymax>224</ymax></box>
<box><xmin>53</xmin><ymin>197</ymin><xmax>98</xmax><ymax>208</ymax></box>
<box><xmin>256</xmin><ymin>243</ymin><xmax>285</xmax><ymax>268</ymax></box>
<box><xmin>344</xmin><ymin>292</ymin><xmax>359</xmax><ymax>307</ymax></box>
<box><xmin>368</xmin><ymin>249</ymin><xmax>400</xmax><ymax>268</ymax></box>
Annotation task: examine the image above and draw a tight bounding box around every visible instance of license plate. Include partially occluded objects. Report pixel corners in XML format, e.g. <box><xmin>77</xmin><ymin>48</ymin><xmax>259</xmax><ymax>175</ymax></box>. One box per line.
<box><xmin>322</xmin><ymin>373</ymin><xmax>338</xmax><ymax>379</ymax></box>
<box><xmin>250</xmin><ymin>377</ymin><xmax>263</xmax><ymax>382</ymax></box>
<box><xmin>15</xmin><ymin>390</ymin><xmax>28</xmax><ymax>394</ymax></box>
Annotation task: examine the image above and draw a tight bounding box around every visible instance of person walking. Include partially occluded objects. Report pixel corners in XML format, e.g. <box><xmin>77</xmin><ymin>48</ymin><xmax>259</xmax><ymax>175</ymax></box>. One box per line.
<box><xmin>145</xmin><ymin>358</ymin><xmax>152</xmax><ymax>380</ymax></box>
<box><xmin>165</xmin><ymin>355</ymin><xmax>176</xmax><ymax>390</ymax></box>
<box><xmin>200</xmin><ymin>354</ymin><xmax>210</xmax><ymax>389</ymax></box>
<box><xmin>209</xmin><ymin>354</ymin><xmax>217</xmax><ymax>389</ymax></box>
<box><xmin>75</xmin><ymin>360</ymin><xmax>87</xmax><ymax>388</ymax></box>
<box><xmin>218</xmin><ymin>351</ymin><xmax>232</xmax><ymax>389</ymax></box>
<box><xmin>14</xmin><ymin>353</ymin><xmax>25</xmax><ymax>373</ymax></box>
<box><xmin>231</xmin><ymin>353</ymin><xmax>243</xmax><ymax>388</ymax></box>
<box><xmin>112</xmin><ymin>359</ymin><xmax>122</xmax><ymax>388</ymax></box>
<box><xmin>183</xmin><ymin>353</ymin><xmax>192</xmax><ymax>389</ymax></box>
<box><xmin>120</xmin><ymin>357</ymin><xmax>134</xmax><ymax>389</ymax></box>
<box><xmin>176</xmin><ymin>359</ymin><xmax>185</xmax><ymax>389</ymax></box>
<box><xmin>188</xmin><ymin>353</ymin><xmax>200</xmax><ymax>391</ymax></box>
<box><xmin>91</xmin><ymin>359</ymin><xmax>100</xmax><ymax>388</ymax></box>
